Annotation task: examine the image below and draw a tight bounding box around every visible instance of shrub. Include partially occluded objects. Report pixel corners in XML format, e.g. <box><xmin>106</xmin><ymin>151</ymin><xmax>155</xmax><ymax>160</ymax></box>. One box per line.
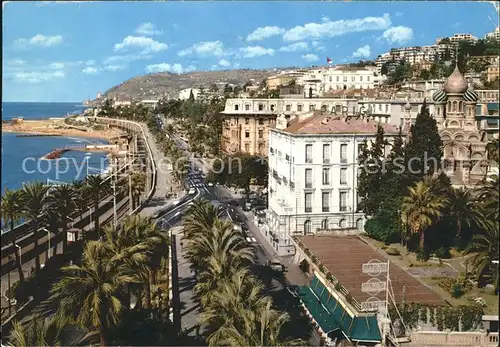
<box><xmin>386</xmin><ymin>247</ymin><xmax>401</xmax><ymax>256</ymax></box>
<box><xmin>451</xmin><ymin>284</ymin><xmax>465</xmax><ymax>298</ymax></box>
<box><xmin>93</xmin><ymin>124</ymin><xmax>105</xmax><ymax>131</ymax></box>
<box><xmin>434</xmin><ymin>247</ymin><xmax>451</xmax><ymax>259</ymax></box>
<box><xmin>417</xmin><ymin>248</ymin><xmax>430</xmax><ymax>262</ymax></box>
<box><xmin>439</xmin><ymin>275</ymin><xmax>473</xmax><ymax>298</ymax></box>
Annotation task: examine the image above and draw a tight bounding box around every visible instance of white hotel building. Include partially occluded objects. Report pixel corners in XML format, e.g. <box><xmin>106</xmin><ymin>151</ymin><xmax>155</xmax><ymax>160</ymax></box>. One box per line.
<box><xmin>265</xmin><ymin>111</ymin><xmax>401</xmax><ymax>255</ymax></box>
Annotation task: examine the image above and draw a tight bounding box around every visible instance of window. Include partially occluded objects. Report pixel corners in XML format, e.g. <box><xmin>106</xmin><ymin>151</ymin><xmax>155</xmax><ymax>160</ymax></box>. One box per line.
<box><xmin>385</xmin><ymin>105</ymin><xmax>389</xmax><ymax>113</ymax></box>
<box><xmin>367</xmin><ymin>76</ymin><xmax>370</xmax><ymax>82</ymax></box>
<box><xmin>343</xmin><ymin>76</ymin><xmax>347</xmax><ymax>82</ymax></box>
<box><xmin>270</xmin><ymin>104</ymin><xmax>275</xmax><ymax>111</ymax></box>
<box><xmin>336</xmin><ymin>76</ymin><xmax>340</xmax><ymax>82</ymax></box>
<box><xmin>297</xmin><ymin>104</ymin><xmax>303</xmax><ymax>112</ymax></box>
<box><xmin>286</xmin><ymin>104</ymin><xmax>291</xmax><ymax>111</ymax></box>
<box><xmin>339</xmin><ymin>219</ymin><xmax>347</xmax><ymax>228</ymax></box>
<box><xmin>244</xmin><ymin>143</ymin><xmax>250</xmax><ymax>152</ymax></box>
<box><xmin>305</xmin><ymin>144</ymin><xmax>313</xmax><ymax>163</ymax></box>
<box><xmin>258</xmin><ymin>104</ymin><xmax>264</xmax><ymax>111</ymax></box>
<box><xmin>258</xmin><ymin>143</ymin><xmax>264</xmax><ymax>154</ymax></box>
<box><xmin>304</xmin><ymin>194</ymin><xmax>312</xmax><ymax>213</ymax></box>
<box><xmin>339</xmin><ymin>192</ymin><xmax>347</xmax><ymax>211</ymax></box>
<box><xmin>378</xmin><ymin>104</ymin><xmax>382</xmax><ymax>111</ymax></box>
<box><xmin>340</xmin><ymin>168</ymin><xmax>347</xmax><ymax>184</ymax></box>
<box><xmin>258</xmin><ymin>118</ymin><xmax>264</xmax><ymax>125</ymax></box>
<box><xmin>357</xmin><ymin>143</ymin><xmax>365</xmax><ymax>155</ymax></box>
<box><xmin>323</xmin><ymin>144</ymin><xmax>330</xmax><ymax>163</ymax></box>
<box><xmin>305</xmin><ymin>169</ymin><xmax>312</xmax><ymax>188</ymax></box>
<box><xmin>360</xmin><ymin>76</ymin><xmax>363</xmax><ymax>82</ymax></box>
<box><xmin>258</xmin><ymin>130</ymin><xmax>264</xmax><ymax>138</ymax></box>
<box><xmin>234</xmin><ymin>105</ymin><xmax>239</xmax><ymax>111</ymax></box>
<box><xmin>329</xmin><ymin>76</ymin><xmax>332</xmax><ymax>82</ymax></box>
<box><xmin>321</xmin><ymin>219</ymin><xmax>328</xmax><ymax>230</ymax></box>
<box><xmin>356</xmin><ymin>218</ymin><xmax>364</xmax><ymax>231</ymax></box>
<box><xmin>322</xmin><ymin>192</ymin><xmax>330</xmax><ymax>212</ymax></box>
<box><xmin>351</xmin><ymin>76</ymin><xmax>355</xmax><ymax>82</ymax></box>
<box><xmin>245</xmin><ymin>130</ymin><xmax>250</xmax><ymax>138</ymax></box>
<box><xmin>245</xmin><ymin>104</ymin><xmax>250</xmax><ymax>111</ymax></box>
<box><xmin>340</xmin><ymin>144</ymin><xmax>347</xmax><ymax>163</ymax></box>
<box><xmin>322</xmin><ymin>168</ymin><xmax>330</xmax><ymax>185</ymax></box>
<box><xmin>304</xmin><ymin>219</ymin><xmax>312</xmax><ymax>233</ymax></box>
<box><xmin>245</xmin><ymin>118</ymin><xmax>250</xmax><ymax>125</ymax></box>
<box><xmin>309</xmin><ymin>104</ymin><xmax>316</xmax><ymax>111</ymax></box>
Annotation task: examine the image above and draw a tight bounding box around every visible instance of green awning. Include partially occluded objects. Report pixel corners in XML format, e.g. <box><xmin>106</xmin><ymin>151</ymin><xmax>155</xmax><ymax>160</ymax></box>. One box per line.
<box><xmin>487</xmin><ymin>103</ymin><xmax>498</xmax><ymax>111</ymax></box>
<box><xmin>297</xmin><ymin>276</ymin><xmax>382</xmax><ymax>343</ymax></box>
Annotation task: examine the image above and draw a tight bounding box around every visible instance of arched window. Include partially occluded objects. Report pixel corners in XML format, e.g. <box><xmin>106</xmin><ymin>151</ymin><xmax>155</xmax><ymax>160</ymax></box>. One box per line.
<box><xmin>321</xmin><ymin>219</ymin><xmax>328</xmax><ymax>230</ymax></box>
<box><xmin>258</xmin><ymin>104</ymin><xmax>264</xmax><ymax>111</ymax></box>
<box><xmin>437</xmin><ymin>107</ymin><xmax>441</xmax><ymax>116</ymax></box>
<box><xmin>339</xmin><ymin>219</ymin><xmax>346</xmax><ymax>228</ymax></box>
<box><xmin>304</xmin><ymin>220</ymin><xmax>312</xmax><ymax>234</ymax></box>
<box><xmin>458</xmin><ymin>101</ymin><xmax>462</xmax><ymax>111</ymax></box>
<box><xmin>245</xmin><ymin>104</ymin><xmax>250</xmax><ymax>111</ymax></box>
<box><xmin>234</xmin><ymin>104</ymin><xmax>239</xmax><ymax>111</ymax></box>
<box><xmin>452</xmin><ymin>101</ymin><xmax>457</xmax><ymax>112</ymax></box>
<box><xmin>270</xmin><ymin>104</ymin><xmax>275</xmax><ymax>111</ymax></box>
<box><xmin>356</xmin><ymin>218</ymin><xmax>363</xmax><ymax>231</ymax></box>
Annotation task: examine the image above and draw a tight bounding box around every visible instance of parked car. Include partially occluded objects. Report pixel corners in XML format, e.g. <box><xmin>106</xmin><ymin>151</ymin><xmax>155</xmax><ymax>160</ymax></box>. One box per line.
<box><xmin>267</xmin><ymin>259</ymin><xmax>284</xmax><ymax>272</ymax></box>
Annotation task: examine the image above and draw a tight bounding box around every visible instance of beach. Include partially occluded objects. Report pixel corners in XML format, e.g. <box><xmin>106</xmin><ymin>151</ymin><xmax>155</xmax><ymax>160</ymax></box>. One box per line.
<box><xmin>2</xmin><ymin>119</ymin><xmax>126</xmax><ymax>140</ymax></box>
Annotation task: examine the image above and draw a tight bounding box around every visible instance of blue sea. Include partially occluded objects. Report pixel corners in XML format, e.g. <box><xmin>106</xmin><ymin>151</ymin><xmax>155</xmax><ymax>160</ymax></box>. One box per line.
<box><xmin>1</xmin><ymin>102</ymin><xmax>109</xmax><ymax>193</ymax></box>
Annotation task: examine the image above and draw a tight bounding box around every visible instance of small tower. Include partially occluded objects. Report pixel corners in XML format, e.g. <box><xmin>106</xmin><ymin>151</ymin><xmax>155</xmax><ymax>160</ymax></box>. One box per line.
<box><xmin>432</xmin><ymin>88</ymin><xmax>447</xmax><ymax>129</ymax></box>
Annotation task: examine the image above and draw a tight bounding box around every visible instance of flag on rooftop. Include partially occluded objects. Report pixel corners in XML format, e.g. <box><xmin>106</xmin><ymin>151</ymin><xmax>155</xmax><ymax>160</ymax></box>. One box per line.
<box><xmin>326</xmin><ymin>57</ymin><xmax>333</xmax><ymax>64</ymax></box>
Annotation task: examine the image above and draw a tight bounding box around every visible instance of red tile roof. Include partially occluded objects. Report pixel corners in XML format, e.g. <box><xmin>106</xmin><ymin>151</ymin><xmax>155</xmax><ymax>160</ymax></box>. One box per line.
<box><xmin>281</xmin><ymin>111</ymin><xmax>401</xmax><ymax>135</ymax></box>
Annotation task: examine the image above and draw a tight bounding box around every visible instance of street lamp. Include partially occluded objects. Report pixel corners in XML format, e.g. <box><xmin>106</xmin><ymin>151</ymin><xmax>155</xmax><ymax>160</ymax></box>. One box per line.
<box><xmin>15</xmin><ymin>244</ymin><xmax>21</xmax><ymax>266</ymax></box>
<box><xmin>41</xmin><ymin>227</ymin><xmax>51</xmax><ymax>259</ymax></box>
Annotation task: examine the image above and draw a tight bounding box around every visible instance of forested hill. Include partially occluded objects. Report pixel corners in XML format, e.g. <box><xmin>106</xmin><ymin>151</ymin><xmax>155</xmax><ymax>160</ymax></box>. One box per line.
<box><xmin>101</xmin><ymin>68</ymin><xmax>289</xmax><ymax>101</ymax></box>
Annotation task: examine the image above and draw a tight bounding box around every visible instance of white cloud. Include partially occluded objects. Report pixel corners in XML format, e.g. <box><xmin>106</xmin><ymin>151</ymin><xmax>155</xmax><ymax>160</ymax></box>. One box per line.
<box><xmin>50</xmin><ymin>62</ymin><xmax>65</xmax><ymax>69</ymax></box>
<box><xmin>218</xmin><ymin>59</ymin><xmax>230</xmax><ymax>67</ymax></box>
<box><xmin>104</xmin><ymin>64</ymin><xmax>127</xmax><ymax>71</ymax></box>
<box><xmin>7</xmin><ymin>59</ymin><xmax>25</xmax><ymax>66</ymax></box>
<box><xmin>114</xmin><ymin>36</ymin><xmax>168</xmax><ymax>54</ymax></box>
<box><xmin>145</xmin><ymin>63</ymin><xmax>195</xmax><ymax>74</ymax></box>
<box><xmin>302</xmin><ymin>53</ymin><xmax>319</xmax><ymax>62</ymax></box>
<box><xmin>15</xmin><ymin>34</ymin><xmax>63</xmax><ymax>48</ymax></box>
<box><xmin>240</xmin><ymin>46</ymin><xmax>275</xmax><ymax>58</ymax></box>
<box><xmin>246</xmin><ymin>26</ymin><xmax>285</xmax><ymax>41</ymax></box>
<box><xmin>352</xmin><ymin>45</ymin><xmax>371</xmax><ymax>58</ymax></box>
<box><xmin>381</xmin><ymin>26</ymin><xmax>413</xmax><ymax>44</ymax></box>
<box><xmin>283</xmin><ymin>14</ymin><xmax>391</xmax><ymax>41</ymax></box>
<box><xmin>312</xmin><ymin>41</ymin><xmax>326</xmax><ymax>51</ymax></box>
<box><xmin>178</xmin><ymin>41</ymin><xmax>226</xmax><ymax>57</ymax></box>
<box><xmin>13</xmin><ymin>70</ymin><xmax>65</xmax><ymax>84</ymax></box>
<box><xmin>279</xmin><ymin>42</ymin><xmax>309</xmax><ymax>52</ymax></box>
<box><xmin>135</xmin><ymin>22</ymin><xmax>163</xmax><ymax>36</ymax></box>
<box><xmin>82</xmin><ymin>67</ymin><xmax>100</xmax><ymax>75</ymax></box>
<box><xmin>103</xmin><ymin>54</ymin><xmax>152</xmax><ymax>65</ymax></box>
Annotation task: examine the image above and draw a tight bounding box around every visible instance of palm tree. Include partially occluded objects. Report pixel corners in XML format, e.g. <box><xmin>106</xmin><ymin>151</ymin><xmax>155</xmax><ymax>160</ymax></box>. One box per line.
<box><xmin>476</xmin><ymin>174</ymin><xmax>499</xmax><ymax>221</ymax></box>
<box><xmin>401</xmin><ymin>180</ymin><xmax>448</xmax><ymax>250</ymax></box>
<box><xmin>130</xmin><ymin>172</ymin><xmax>146</xmax><ymax>209</ymax></box>
<box><xmin>84</xmin><ymin>175</ymin><xmax>111</xmax><ymax>236</ymax></box>
<box><xmin>182</xmin><ymin>199</ymin><xmax>226</xmax><ymax>240</ymax></box>
<box><xmin>447</xmin><ymin>187</ymin><xmax>484</xmax><ymax>242</ymax></box>
<box><xmin>1</xmin><ymin>188</ymin><xmax>26</xmax><ymax>282</ymax></box>
<box><xmin>51</xmin><ymin>241</ymin><xmax>139</xmax><ymax>346</ymax></box>
<box><xmin>21</xmin><ymin>181</ymin><xmax>49</xmax><ymax>271</ymax></box>
<box><xmin>7</xmin><ymin>313</ymin><xmax>72</xmax><ymax>347</ymax></box>
<box><xmin>48</xmin><ymin>184</ymin><xmax>78</xmax><ymax>253</ymax></box>
<box><xmin>465</xmin><ymin>218</ymin><xmax>499</xmax><ymax>292</ymax></box>
<box><xmin>72</xmin><ymin>180</ymin><xmax>90</xmax><ymax>241</ymax></box>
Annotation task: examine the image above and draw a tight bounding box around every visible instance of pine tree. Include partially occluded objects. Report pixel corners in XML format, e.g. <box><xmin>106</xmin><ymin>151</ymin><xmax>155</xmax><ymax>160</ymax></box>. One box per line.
<box><xmin>405</xmin><ymin>100</ymin><xmax>443</xmax><ymax>183</ymax></box>
<box><xmin>188</xmin><ymin>89</ymin><xmax>195</xmax><ymax>101</ymax></box>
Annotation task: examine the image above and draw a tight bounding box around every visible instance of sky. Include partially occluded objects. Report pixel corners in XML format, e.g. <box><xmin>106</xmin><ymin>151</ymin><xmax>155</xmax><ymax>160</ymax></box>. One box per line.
<box><xmin>2</xmin><ymin>1</ymin><xmax>498</xmax><ymax>102</ymax></box>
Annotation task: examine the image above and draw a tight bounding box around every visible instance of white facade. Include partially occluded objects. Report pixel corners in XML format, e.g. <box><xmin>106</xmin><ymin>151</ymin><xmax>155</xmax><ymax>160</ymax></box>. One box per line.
<box><xmin>485</xmin><ymin>28</ymin><xmax>500</xmax><ymax>42</ymax></box>
<box><xmin>265</xmin><ymin>116</ymin><xmax>400</xmax><ymax>255</ymax></box>
<box><xmin>178</xmin><ymin>88</ymin><xmax>200</xmax><ymax>100</ymax></box>
<box><xmin>322</xmin><ymin>66</ymin><xmax>383</xmax><ymax>91</ymax></box>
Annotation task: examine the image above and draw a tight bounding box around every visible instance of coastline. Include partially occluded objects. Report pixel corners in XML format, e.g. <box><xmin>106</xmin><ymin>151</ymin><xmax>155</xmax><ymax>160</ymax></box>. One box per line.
<box><xmin>2</xmin><ymin>123</ymin><xmax>126</xmax><ymax>141</ymax></box>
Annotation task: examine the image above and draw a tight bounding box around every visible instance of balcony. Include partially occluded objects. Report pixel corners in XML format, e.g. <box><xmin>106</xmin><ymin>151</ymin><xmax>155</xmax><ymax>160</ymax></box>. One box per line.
<box><xmin>340</xmin><ymin>206</ymin><xmax>348</xmax><ymax>212</ymax></box>
<box><xmin>305</xmin><ymin>207</ymin><xmax>312</xmax><ymax>213</ymax></box>
<box><xmin>322</xmin><ymin>206</ymin><xmax>330</xmax><ymax>212</ymax></box>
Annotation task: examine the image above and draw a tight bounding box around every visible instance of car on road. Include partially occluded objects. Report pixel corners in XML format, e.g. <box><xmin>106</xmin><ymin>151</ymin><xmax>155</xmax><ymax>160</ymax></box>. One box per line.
<box><xmin>188</xmin><ymin>188</ymin><xmax>196</xmax><ymax>195</ymax></box>
<box><xmin>207</xmin><ymin>182</ymin><xmax>214</xmax><ymax>187</ymax></box>
<box><xmin>267</xmin><ymin>259</ymin><xmax>284</xmax><ymax>272</ymax></box>
<box><xmin>246</xmin><ymin>236</ymin><xmax>257</xmax><ymax>243</ymax></box>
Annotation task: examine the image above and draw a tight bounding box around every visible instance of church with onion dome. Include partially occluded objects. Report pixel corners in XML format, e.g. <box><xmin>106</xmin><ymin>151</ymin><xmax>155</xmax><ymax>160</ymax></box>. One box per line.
<box><xmin>432</xmin><ymin>63</ymin><xmax>489</xmax><ymax>187</ymax></box>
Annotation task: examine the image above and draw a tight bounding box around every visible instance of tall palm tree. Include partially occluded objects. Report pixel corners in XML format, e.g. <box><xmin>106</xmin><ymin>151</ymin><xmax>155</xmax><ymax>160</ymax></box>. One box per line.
<box><xmin>465</xmin><ymin>218</ymin><xmax>499</xmax><ymax>292</ymax></box>
<box><xmin>84</xmin><ymin>175</ymin><xmax>111</xmax><ymax>236</ymax></box>
<box><xmin>476</xmin><ymin>174</ymin><xmax>499</xmax><ymax>221</ymax></box>
<box><xmin>48</xmin><ymin>184</ymin><xmax>78</xmax><ymax>253</ymax></box>
<box><xmin>7</xmin><ymin>313</ymin><xmax>72</xmax><ymax>347</ymax></box>
<box><xmin>72</xmin><ymin>180</ymin><xmax>90</xmax><ymax>241</ymax></box>
<box><xmin>51</xmin><ymin>241</ymin><xmax>139</xmax><ymax>346</ymax></box>
<box><xmin>21</xmin><ymin>181</ymin><xmax>49</xmax><ymax>271</ymax></box>
<box><xmin>401</xmin><ymin>180</ymin><xmax>448</xmax><ymax>249</ymax></box>
<box><xmin>130</xmin><ymin>172</ymin><xmax>146</xmax><ymax>209</ymax></box>
<box><xmin>446</xmin><ymin>187</ymin><xmax>484</xmax><ymax>241</ymax></box>
<box><xmin>1</xmin><ymin>188</ymin><xmax>26</xmax><ymax>282</ymax></box>
<box><xmin>182</xmin><ymin>199</ymin><xmax>225</xmax><ymax>240</ymax></box>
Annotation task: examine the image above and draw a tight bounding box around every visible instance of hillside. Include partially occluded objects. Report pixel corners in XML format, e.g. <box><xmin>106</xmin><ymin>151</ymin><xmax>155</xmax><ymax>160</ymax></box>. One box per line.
<box><xmin>101</xmin><ymin>68</ymin><xmax>289</xmax><ymax>101</ymax></box>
